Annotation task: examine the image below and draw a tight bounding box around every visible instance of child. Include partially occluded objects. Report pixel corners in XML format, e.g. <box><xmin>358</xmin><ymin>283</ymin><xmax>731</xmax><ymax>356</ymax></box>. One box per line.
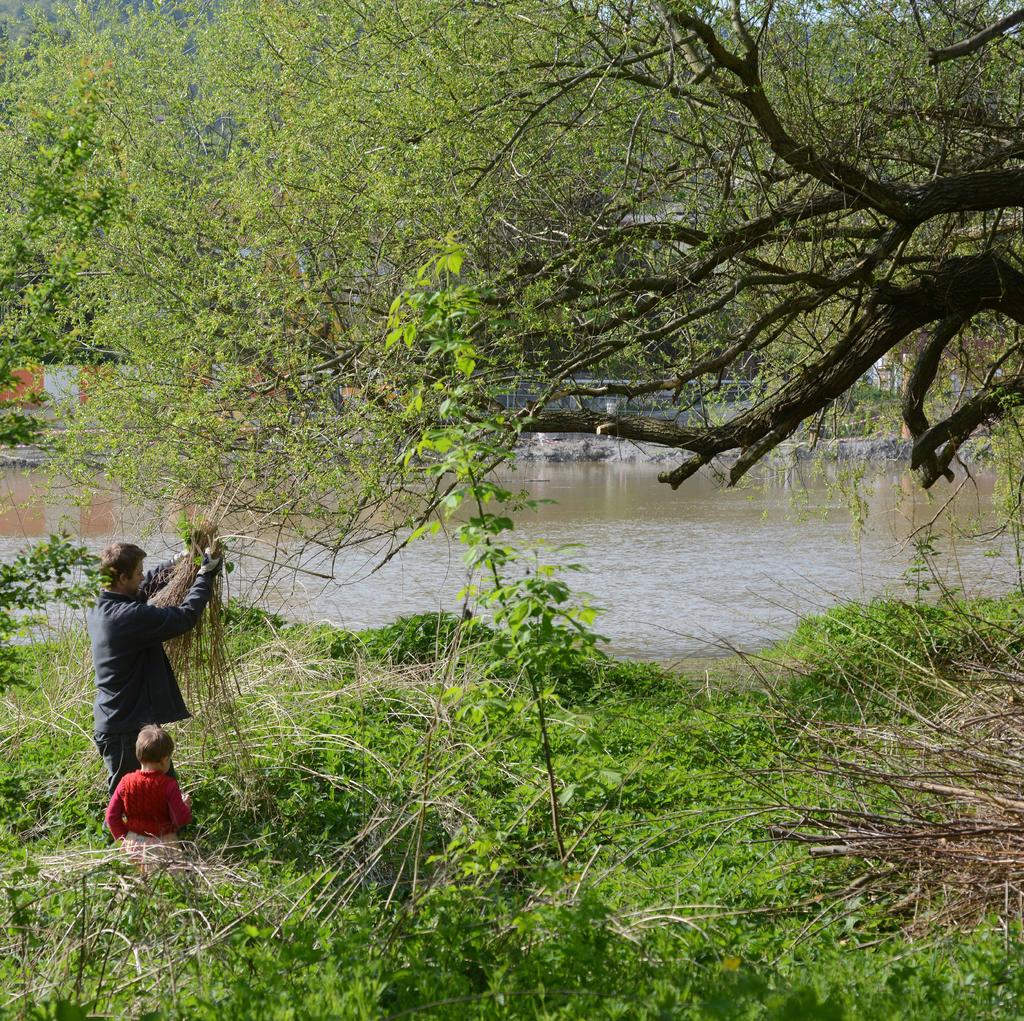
<box><xmin>105</xmin><ymin>725</ymin><xmax>192</xmax><ymax>867</ymax></box>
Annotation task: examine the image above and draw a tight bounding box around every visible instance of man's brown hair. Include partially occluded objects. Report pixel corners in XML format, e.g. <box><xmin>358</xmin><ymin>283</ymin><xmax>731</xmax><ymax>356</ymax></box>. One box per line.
<box><xmin>99</xmin><ymin>543</ymin><xmax>147</xmax><ymax>586</ymax></box>
<box><xmin>136</xmin><ymin>725</ymin><xmax>174</xmax><ymax>764</ymax></box>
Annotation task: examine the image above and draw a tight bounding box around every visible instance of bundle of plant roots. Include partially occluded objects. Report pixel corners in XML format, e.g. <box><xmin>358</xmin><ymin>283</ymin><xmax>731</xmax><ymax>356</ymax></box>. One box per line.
<box><xmin>149</xmin><ymin>520</ymin><xmax>237</xmax><ymax>713</ymax></box>
<box><xmin>768</xmin><ymin>661</ymin><xmax>1024</xmax><ymax>931</ymax></box>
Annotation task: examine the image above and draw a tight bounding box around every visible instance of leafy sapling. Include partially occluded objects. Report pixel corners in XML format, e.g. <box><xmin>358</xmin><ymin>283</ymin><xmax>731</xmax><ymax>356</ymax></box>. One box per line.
<box><xmin>388</xmin><ymin>241</ymin><xmax>603</xmax><ymax>860</ymax></box>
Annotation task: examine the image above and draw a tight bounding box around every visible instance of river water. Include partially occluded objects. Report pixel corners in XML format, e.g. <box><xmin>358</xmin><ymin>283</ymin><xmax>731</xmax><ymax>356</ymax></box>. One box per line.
<box><xmin>1</xmin><ymin>462</ymin><xmax>1019</xmax><ymax>660</ymax></box>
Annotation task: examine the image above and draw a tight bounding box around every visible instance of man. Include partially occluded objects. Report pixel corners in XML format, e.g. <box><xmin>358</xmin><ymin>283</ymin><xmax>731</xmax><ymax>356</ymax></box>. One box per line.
<box><xmin>88</xmin><ymin>541</ymin><xmax>221</xmax><ymax>795</ymax></box>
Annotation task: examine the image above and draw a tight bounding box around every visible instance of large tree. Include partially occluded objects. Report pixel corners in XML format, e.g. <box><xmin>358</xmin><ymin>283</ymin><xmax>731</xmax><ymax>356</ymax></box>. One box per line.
<box><xmin>467</xmin><ymin>1</ymin><xmax>1024</xmax><ymax>490</ymax></box>
<box><xmin>6</xmin><ymin>1</ymin><xmax>1024</xmax><ymax>548</ymax></box>
<box><xmin>0</xmin><ymin>72</ymin><xmax>110</xmax><ymax>689</ymax></box>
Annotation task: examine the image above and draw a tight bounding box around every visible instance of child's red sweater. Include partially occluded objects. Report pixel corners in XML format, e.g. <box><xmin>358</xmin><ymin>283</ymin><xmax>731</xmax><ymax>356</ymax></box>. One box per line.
<box><xmin>105</xmin><ymin>770</ymin><xmax>191</xmax><ymax>839</ymax></box>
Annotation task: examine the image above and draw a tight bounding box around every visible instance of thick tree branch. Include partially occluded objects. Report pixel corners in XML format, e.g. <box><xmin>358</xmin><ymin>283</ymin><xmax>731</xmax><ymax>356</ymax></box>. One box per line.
<box><xmin>902</xmin><ymin>314</ymin><xmax>969</xmax><ymax>485</ymax></box>
<box><xmin>522</xmin><ymin>407</ymin><xmax>703</xmax><ymax>447</ymax></box>
<box><xmin>928</xmin><ymin>10</ymin><xmax>1024</xmax><ymax>65</ymax></box>
<box><xmin>913</xmin><ymin>373</ymin><xmax>1024</xmax><ymax>485</ymax></box>
<box><xmin>909</xmin><ymin>168</ymin><xmax>1024</xmax><ymax>220</ymax></box>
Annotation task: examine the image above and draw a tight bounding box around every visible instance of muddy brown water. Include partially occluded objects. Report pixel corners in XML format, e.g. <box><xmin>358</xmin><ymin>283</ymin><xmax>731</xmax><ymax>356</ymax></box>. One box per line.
<box><xmin>1</xmin><ymin>462</ymin><xmax>1019</xmax><ymax>660</ymax></box>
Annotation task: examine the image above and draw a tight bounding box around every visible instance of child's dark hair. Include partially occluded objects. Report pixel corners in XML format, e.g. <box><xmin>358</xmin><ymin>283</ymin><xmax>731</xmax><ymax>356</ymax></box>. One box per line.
<box><xmin>136</xmin><ymin>725</ymin><xmax>174</xmax><ymax>764</ymax></box>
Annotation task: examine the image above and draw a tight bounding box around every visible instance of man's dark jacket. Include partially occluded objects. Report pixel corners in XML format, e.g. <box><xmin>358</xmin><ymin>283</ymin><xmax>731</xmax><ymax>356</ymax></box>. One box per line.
<box><xmin>88</xmin><ymin>560</ymin><xmax>215</xmax><ymax>736</ymax></box>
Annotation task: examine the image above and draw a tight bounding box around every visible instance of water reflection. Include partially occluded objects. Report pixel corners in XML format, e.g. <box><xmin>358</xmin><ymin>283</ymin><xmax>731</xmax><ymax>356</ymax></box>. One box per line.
<box><xmin>0</xmin><ymin>462</ymin><xmax>1018</xmax><ymax>660</ymax></box>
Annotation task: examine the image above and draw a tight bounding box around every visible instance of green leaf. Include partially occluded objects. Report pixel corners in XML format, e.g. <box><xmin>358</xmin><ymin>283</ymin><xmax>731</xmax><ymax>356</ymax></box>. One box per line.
<box><xmin>441</xmin><ymin>249</ymin><xmax>463</xmax><ymax>275</ymax></box>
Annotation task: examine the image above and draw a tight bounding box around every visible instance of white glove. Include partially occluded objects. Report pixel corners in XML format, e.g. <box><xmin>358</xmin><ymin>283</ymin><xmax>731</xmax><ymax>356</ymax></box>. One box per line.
<box><xmin>198</xmin><ymin>547</ymin><xmax>222</xmax><ymax>576</ymax></box>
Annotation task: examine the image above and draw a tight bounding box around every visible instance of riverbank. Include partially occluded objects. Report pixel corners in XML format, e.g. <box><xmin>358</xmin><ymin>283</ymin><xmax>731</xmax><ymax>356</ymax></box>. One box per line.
<box><xmin>1</xmin><ymin>433</ymin><xmax>995</xmax><ymax>471</ymax></box>
<box><xmin>0</xmin><ymin>445</ymin><xmax>48</xmax><ymax>469</ymax></box>
<box><xmin>3</xmin><ymin>597</ymin><xmax>1024</xmax><ymax>1018</ymax></box>
<box><xmin>516</xmin><ymin>432</ymin><xmax>994</xmax><ymax>465</ymax></box>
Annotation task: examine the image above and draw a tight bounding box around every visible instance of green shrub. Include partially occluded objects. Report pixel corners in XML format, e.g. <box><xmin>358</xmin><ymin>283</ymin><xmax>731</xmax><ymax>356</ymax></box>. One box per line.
<box><xmin>782</xmin><ymin>594</ymin><xmax>1024</xmax><ymax>714</ymax></box>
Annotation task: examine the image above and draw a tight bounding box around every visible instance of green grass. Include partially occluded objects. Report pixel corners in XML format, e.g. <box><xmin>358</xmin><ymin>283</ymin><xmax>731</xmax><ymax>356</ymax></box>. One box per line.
<box><xmin>4</xmin><ymin>603</ymin><xmax>1024</xmax><ymax>1018</ymax></box>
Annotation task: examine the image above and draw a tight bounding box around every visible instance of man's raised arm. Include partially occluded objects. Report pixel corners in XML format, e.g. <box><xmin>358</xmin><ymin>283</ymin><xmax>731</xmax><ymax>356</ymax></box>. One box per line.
<box><xmin>131</xmin><ymin>552</ymin><xmax>222</xmax><ymax>644</ymax></box>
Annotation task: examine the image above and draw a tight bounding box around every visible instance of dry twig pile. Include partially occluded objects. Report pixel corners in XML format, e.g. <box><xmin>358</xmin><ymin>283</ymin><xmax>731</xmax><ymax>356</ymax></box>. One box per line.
<box><xmin>149</xmin><ymin>520</ymin><xmax>236</xmax><ymax>713</ymax></box>
<box><xmin>770</xmin><ymin>654</ymin><xmax>1024</xmax><ymax>930</ymax></box>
